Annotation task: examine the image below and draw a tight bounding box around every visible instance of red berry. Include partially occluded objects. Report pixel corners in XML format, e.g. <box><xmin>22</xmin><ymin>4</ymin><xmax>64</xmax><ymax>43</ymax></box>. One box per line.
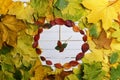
<box><xmin>36</xmin><ymin>48</ymin><xmax>42</xmax><ymax>55</ymax></box>
<box><xmin>40</xmin><ymin>56</ymin><xmax>46</xmax><ymax>61</ymax></box>
<box><xmin>32</xmin><ymin>41</ymin><xmax>38</xmax><ymax>48</ymax></box>
<box><xmin>50</xmin><ymin>20</ymin><xmax>56</xmax><ymax>26</ymax></box>
<box><xmin>65</xmin><ymin>20</ymin><xmax>75</xmax><ymax>27</ymax></box>
<box><xmin>82</xmin><ymin>35</ymin><xmax>87</xmax><ymax>42</ymax></box>
<box><xmin>34</xmin><ymin>34</ymin><xmax>40</xmax><ymax>41</ymax></box>
<box><xmin>54</xmin><ymin>63</ymin><xmax>63</xmax><ymax>69</ymax></box>
<box><xmin>80</xmin><ymin>30</ymin><xmax>85</xmax><ymax>35</ymax></box>
<box><xmin>81</xmin><ymin>43</ymin><xmax>89</xmax><ymax>53</ymax></box>
<box><xmin>54</xmin><ymin>18</ymin><xmax>65</xmax><ymax>25</ymax></box>
<box><xmin>76</xmin><ymin>52</ymin><xmax>84</xmax><ymax>61</ymax></box>
<box><xmin>69</xmin><ymin>60</ymin><xmax>79</xmax><ymax>67</ymax></box>
<box><xmin>46</xmin><ymin>60</ymin><xmax>52</xmax><ymax>65</ymax></box>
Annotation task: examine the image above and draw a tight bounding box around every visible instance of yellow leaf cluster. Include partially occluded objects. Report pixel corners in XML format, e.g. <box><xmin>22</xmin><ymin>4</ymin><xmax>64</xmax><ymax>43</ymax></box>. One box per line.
<box><xmin>30</xmin><ymin>60</ymin><xmax>52</xmax><ymax>80</ymax></box>
<box><xmin>0</xmin><ymin>0</ymin><xmax>13</xmax><ymax>14</ymax></box>
<box><xmin>8</xmin><ymin>2</ymin><xmax>35</xmax><ymax>23</ymax></box>
<box><xmin>82</xmin><ymin>0</ymin><xmax>120</xmax><ymax>30</ymax></box>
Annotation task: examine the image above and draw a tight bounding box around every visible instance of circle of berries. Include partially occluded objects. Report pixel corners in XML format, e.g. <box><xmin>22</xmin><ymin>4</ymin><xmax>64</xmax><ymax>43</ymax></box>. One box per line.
<box><xmin>32</xmin><ymin>18</ymin><xmax>89</xmax><ymax>70</ymax></box>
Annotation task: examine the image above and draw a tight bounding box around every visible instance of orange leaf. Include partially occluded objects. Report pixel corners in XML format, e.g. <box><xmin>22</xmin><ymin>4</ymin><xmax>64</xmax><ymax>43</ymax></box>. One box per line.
<box><xmin>72</xmin><ymin>25</ymin><xmax>80</xmax><ymax>32</ymax></box>
<box><xmin>63</xmin><ymin>63</ymin><xmax>71</xmax><ymax>69</ymax></box>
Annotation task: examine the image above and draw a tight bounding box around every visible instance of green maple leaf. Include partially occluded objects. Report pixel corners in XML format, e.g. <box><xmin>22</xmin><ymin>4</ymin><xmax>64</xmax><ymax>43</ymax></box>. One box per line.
<box><xmin>0</xmin><ymin>45</ymin><xmax>13</xmax><ymax>55</ymax></box>
<box><xmin>83</xmin><ymin>62</ymin><xmax>106</xmax><ymax>80</ymax></box>
<box><xmin>110</xmin><ymin>52</ymin><xmax>119</xmax><ymax>64</ymax></box>
<box><xmin>54</xmin><ymin>0</ymin><xmax>86</xmax><ymax>21</ymax></box>
<box><xmin>110</xmin><ymin>64</ymin><xmax>120</xmax><ymax>80</ymax></box>
<box><xmin>30</xmin><ymin>0</ymin><xmax>49</xmax><ymax>17</ymax></box>
<box><xmin>54</xmin><ymin>0</ymin><xmax>68</xmax><ymax>10</ymax></box>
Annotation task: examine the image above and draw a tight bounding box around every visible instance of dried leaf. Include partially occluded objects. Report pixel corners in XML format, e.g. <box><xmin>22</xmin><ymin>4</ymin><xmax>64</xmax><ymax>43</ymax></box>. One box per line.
<box><xmin>93</xmin><ymin>29</ymin><xmax>112</xmax><ymax>49</ymax></box>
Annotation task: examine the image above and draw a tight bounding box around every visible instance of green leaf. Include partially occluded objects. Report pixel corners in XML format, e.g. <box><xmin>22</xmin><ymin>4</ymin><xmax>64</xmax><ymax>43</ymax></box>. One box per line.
<box><xmin>64</xmin><ymin>74</ymin><xmax>79</xmax><ymax>80</ymax></box>
<box><xmin>30</xmin><ymin>0</ymin><xmax>49</xmax><ymax>17</ymax></box>
<box><xmin>54</xmin><ymin>0</ymin><xmax>68</xmax><ymax>10</ymax></box>
<box><xmin>20</xmin><ymin>63</ymin><xmax>32</xmax><ymax>71</ymax></box>
<box><xmin>13</xmin><ymin>69</ymin><xmax>22</xmax><ymax>80</ymax></box>
<box><xmin>110</xmin><ymin>52</ymin><xmax>119</xmax><ymax>64</ymax></box>
<box><xmin>73</xmin><ymin>67</ymin><xmax>83</xmax><ymax>80</ymax></box>
<box><xmin>22</xmin><ymin>71</ymin><xmax>31</xmax><ymax>80</ymax></box>
<box><xmin>0</xmin><ymin>45</ymin><xmax>13</xmax><ymax>55</ymax></box>
<box><xmin>0</xmin><ymin>65</ymin><xmax>2</xmax><ymax>70</ymax></box>
<box><xmin>110</xmin><ymin>64</ymin><xmax>120</xmax><ymax>80</ymax></box>
<box><xmin>54</xmin><ymin>0</ymin><xmax>86</xmax><ymax>21</ymax></box>
<box><xmin>89</xmin><ymin>24</ymin><xmax>99</xmax><ymax>38</ymax></box>
<box><xmin>83</xmin><ymin>62</ymin><xmax>106</xmax><ymax>80</ymax></box>
<box><xmin>4</xmin><ymin>72</ymin><xmax>16</xmax><ymax>80</ymax></box>
<box><xmin>55</xmin><ymin>46</ymin><xmax>60</xmax><ymax>50</ymax></box>
<box><xmin>2</xmin><ymin>63</ymin><xmax>15</xmax><ymax>73</ymax></box>
<box><xmin>62</xmin><ymin>43</ymin><xmax>67</xmax><ymax>48</ymax></box>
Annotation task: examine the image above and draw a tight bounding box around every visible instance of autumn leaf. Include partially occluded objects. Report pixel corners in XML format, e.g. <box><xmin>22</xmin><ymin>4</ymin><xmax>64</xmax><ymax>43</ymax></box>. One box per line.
<box><xmin>83</xmin><ymin>62</ymin><xmax>106</xmax><ymax>80</ymax></box>
<box><xmin>82</xmin><ymin>0</ymin><xmax>120</xmax><ymax>31</ymax></box>
<box><xmin>30</xmin><ymin>60</ymin><xmax>52</xmax><ymax>80</ymax></box>
<box><xmin>110</xmin><ymin>64</ymin><xmax>120</xmax><ymax>80</ymax></box>
<box><xmin>0</xmin><ymin>0</ymin><xmax>13</xmax><ymax>14</ymax></box>
<box><xmin>0</xmin><ymin>15</ymin><xmax>26</xmax><ymax>49</ymax></box>
<box><xmin>93</xmin><ymin>29</ymin><xmax>112</xmax><ymax>49</ymax></box>
<box><xmin>10</xmin><ymin>31</ymin><xmax>37</xmax><ymax>66</ymax></box>
<box><xmin>112</xmin><ymin>28</ymin><xmax>120</xmax><ymax>42</ymax></box>
<box><xmin>54</xmin><ymin>0</ymin><xmax>86</xmax><ymax>21</ymax></box>
<box><xmin>55</xmin><ymin>40</ymin><xmax>67</xmax><ymax>52</ymax></box>
<box><xmin>8</xmin><ymin>2</ymin><xmax>34</xmax><ymax>23</ymax></box>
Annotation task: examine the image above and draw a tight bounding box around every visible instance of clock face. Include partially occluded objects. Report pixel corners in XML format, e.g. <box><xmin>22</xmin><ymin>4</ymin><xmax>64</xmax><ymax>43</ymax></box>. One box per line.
<box><xmin>39</xmin><ymin>24</ymin><xmax>84</xmax><ymax>69</ymax></box>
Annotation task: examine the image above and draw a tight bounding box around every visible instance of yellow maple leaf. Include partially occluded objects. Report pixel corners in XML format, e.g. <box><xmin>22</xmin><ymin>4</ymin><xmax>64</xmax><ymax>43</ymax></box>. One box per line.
<box><xmin>0</xmin><ymin>15</ymin><xmax>26</xmax><ymax>48</ymax></box>
<box><xmin>0</xmin><ymin>0</ymin><xmax>13</xmax><ymax>14</ymax></box>
<box><xmin>30</xmin><ymin>59</ymin><xmax>52</xmax><ymax>80</ymax></box>
<box><xmin>8</xmin><ymin>2</ymin><xmax>34</xmax><ymax>23</ymax></box>
<box><xmin>110</xmin><ymin>39</ymin><xmax>120</xmax><ymax>51</ymax></box>
<box><xmin>82</xmin><ymin>0</ymin><xmax>120</xmax><ymax>30</ymax></box>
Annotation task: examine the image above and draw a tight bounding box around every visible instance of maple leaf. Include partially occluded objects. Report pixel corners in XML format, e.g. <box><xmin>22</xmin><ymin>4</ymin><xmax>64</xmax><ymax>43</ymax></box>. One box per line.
<box><xmin>83</xmin><ymin>62</ymin><xmax>106</xmax><ymax>80</ymax></box>
<box><xmin>110</xmin><ymin>64</ymin><xmax>120</xmax><ymax>80</ymax></box>
<box><xmin>0</xmin><ymin>15</ymin><xmax>26</xmax><ymax>49</ymax></box>
<box><xmin>8</xmin><ymin>2</ymin><xmax>34</xmax><ymax>23</ymax></box>
<box><xmin>82</xmin><ymin>0</ymin><xmax>120</xmax><ymax>30</ymax></box>
<box><xmin>54</xmin><ymin>0</ymin><xmax>86</xmax><ymax>21</ymax></box>
<box><xmin>82</xmin><ymin>50</ymin><xmax>104</xmax><ymax>63</ymax></box>
<box><xmin>93</xmin><ymin>29</ymin><xmax>112</xmax><ymax>49</ymax></box>
<box><xmin>0</xmin><ymin>0</ymin><xmax>13</xmax><ymax>14</ymax></box>
<box><xmin>10</xmin><ymin>31</ymin><xmax>38</xmax><ymax>66</ymax></box>
<box><xmin>110</xmin><ymin>39</ymin><xmax>120</xmax><ymax>51</ymax></box>
<box><xmin>30</xmin><ymin>60</ymin><xmax>52</xmax><ymax>80</ymax></box>
<box><xmin>112</xmin><ymin>28</ymin><xmax>120</xmax><ymax>41</ymax></box>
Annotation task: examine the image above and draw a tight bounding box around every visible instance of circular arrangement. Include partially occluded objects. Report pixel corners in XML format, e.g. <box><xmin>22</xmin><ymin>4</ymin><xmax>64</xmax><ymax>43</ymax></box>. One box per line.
<box><xmin>32</xmin><ymin>18</ymin><xmax>89</xmax><ymax>69</ymax></box>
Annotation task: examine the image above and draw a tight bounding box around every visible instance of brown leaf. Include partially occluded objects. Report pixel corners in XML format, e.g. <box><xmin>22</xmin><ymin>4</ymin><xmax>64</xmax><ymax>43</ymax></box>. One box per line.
<box><xmin>93</xmin><ymin>29</ymin><xmax>112</xmax><ymax>49</ymax></box>
<box><xmin>55</xmin><ymin>70</ymin><xmax>73</xmax><ymax>80</ymax></box>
